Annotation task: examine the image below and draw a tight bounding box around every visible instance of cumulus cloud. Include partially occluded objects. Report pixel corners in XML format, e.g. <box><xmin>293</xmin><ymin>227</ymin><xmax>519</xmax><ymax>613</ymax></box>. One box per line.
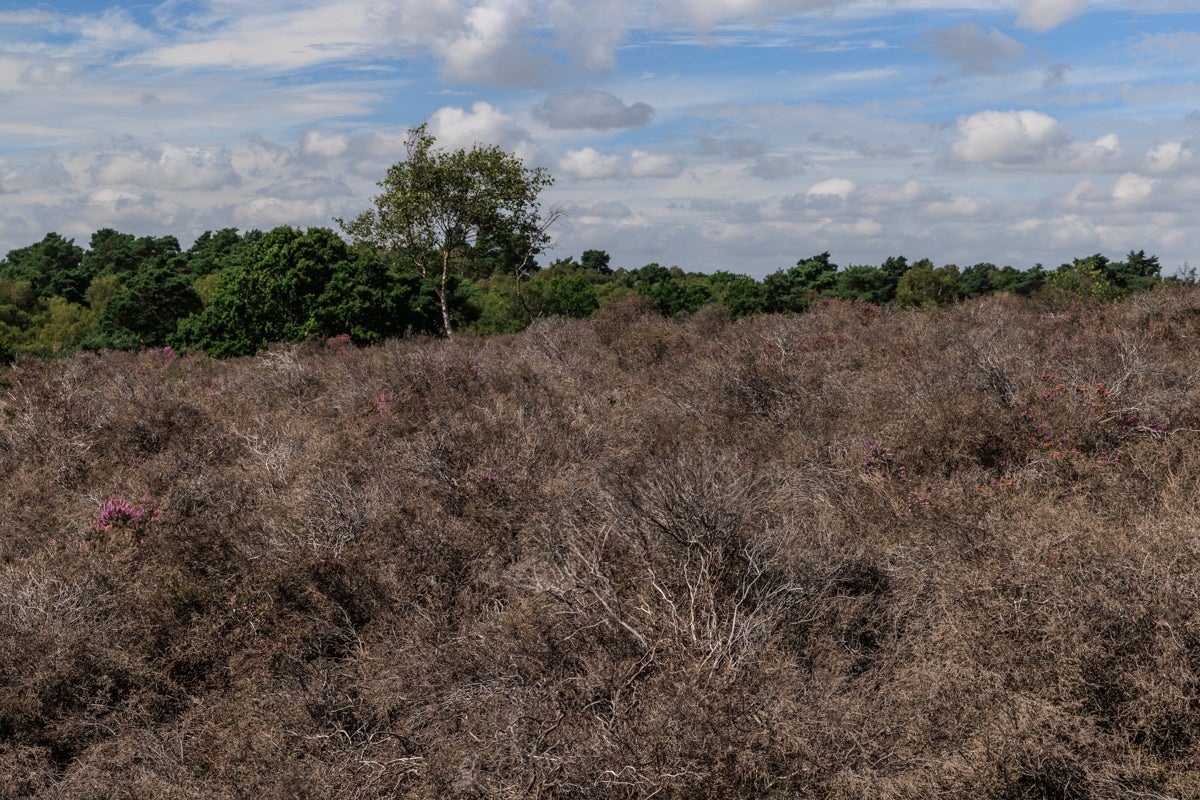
<box><xmin>79</xmin><ymin>188</ymin><xmax>185</xmax><ymax>233</ymax></box>
<box><xmin>922</xmin><ymin>24</ymin><xmax>1026</xmax><ymax>74</ymax></box>
<box><xmin>1112</xmin><ymin>172</ymin><xmax>1156</xmax><ymax>206</ymax></box>
<box><xmin>0</xmin><ymin>155</ymin><xmax>73</xmax><ymax>195</ymax></box>
<box><xmin>532</xmin><ymin>89</ymin><xmax>654</xmax><ymax>130</ymax></box>
<box><xmin>1015</xmin><ymin>0</ymin><xmax>1088</xmax><ymax>33</ymax></box>
<box><xmin>89</xmin><ymin>144</ymin><xmax>241</xmax><ymax>191</ymax></box>
<box><xmin>433</xmin><ymin>0</ymin><xmax>552</xmax><ymax>85</ymax></box>
<box><xmin>428</xmin><ymin>102</ymin><xmax>539</xmax><ymax>162</ymax></box>
<box><xmin>231</xmin><ymin>135</ymin><xmax>295</xmax><ymax>180</ymax></box>
<box><xmin>557</xmin><ymin>147</ymin><xmax>684</xmax><ymax>180</ymax></box>
<box><xmin>806</xmin><ymin>178</ymin><xmax>856</xmax><ymax>198</ymax></box>
<box><xmin>558</xmin><ymin>147</ymin><xmax>625</xmax><ymax>180</ymax></box>
<box><xmin>236</xmin><ymin>195</ymin><xmax>331</xmax><ymax>229</ymax></box>
<box><xmin>1011</xmin><ymin>212</ymin><xmax>1098</xmax><ymax>250</ymax></box>
<box><xmin>950</xmin><ymin>110</ymin><xmax>1069</xmax><ymax>166</ymax></box>
<box><xmin>1146</xmin><ymin>141</ymin><xmax>1192</xmax><ymax>174</ymax></box>
<box><xmin>300</xmin><ymin>129</ymin><xmax>350</xmax><ymax>159</ymax></box>
<box><xmin>629</xmin><ymin>150</ymin><xmax>684</xmax><ymax>178</ymax></box>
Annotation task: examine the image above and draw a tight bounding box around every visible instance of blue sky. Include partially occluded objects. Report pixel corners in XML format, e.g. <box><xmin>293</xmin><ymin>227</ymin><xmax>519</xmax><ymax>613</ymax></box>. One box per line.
<box><xmin>1</xmin><ymin>0</ymin><xmax>1197</xmax><ymax>277</ymax></box>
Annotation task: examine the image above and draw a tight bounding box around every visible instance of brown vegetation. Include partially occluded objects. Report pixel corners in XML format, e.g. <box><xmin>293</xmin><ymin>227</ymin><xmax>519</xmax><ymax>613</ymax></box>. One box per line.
<box><xmin>4</xmin><ymin>287</ymin><xmax>1200</xmax><ymax>798</ymax></box>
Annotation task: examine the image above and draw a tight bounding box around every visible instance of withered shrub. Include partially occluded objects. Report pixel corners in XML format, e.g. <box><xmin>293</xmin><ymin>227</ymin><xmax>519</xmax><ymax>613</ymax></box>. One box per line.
<box><xmin>4</xmin><ymin>287</ymin><xmax>1200</xmax><ymax>798</ymax></box>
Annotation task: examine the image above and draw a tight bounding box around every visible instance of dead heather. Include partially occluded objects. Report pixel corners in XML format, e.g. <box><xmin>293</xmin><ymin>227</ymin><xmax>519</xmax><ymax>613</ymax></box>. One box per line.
<box><xmin>3</xmin><ymin>288</ymin><xmax>1200</xmax><ymax>798</ymax></box>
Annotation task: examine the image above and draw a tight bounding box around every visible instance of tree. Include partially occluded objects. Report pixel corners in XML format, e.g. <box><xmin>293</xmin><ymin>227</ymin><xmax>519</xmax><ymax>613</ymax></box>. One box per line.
<box><xmin>90</xmin><ymin>251</ymin><xmax>200</xmax><ymax>349</ymax></box>
<box><xmin>895</xmin><ymin>260</ymin><xmax>960</xmax><ymax>308</ymax></box>
<box><xmin>175</xmin><ymin>226</ymin><xmax>442</xmax><ymax>357</ymax></box>
<box><xmin>709</xmin><ymin>271</ymin><xmax>767</xmax><ymax>319</ymax></box>
<box><xmin>1047</xmin><ymin>255</ymin><xmax>1122</xmax><ymax>302</ymax></box>
<box><xmin>831</xmin><ymin>264</ymin><xmax>892</xmax><ymax>304</ymax></box>
<box><xmin>339</xmin><ymin>123</ymin><xmax>558</xmax><ymax>336</ymax></box>
<box><xmin>764</xmin><ymin>252</ymin><xmax>838</xmax><ymax>312</ymax></box>
<box><xmin>580</xmin><ymin>249</ymin><xmax>613</xmax><ymax>275</ymax></box>
<box><xmin>1</xmin><ymin>232</ymin><xmax>87</xmax><ymax>302</ymax></box>
<box><xmin>1107</xmin><ymin>250</ymin><xmax>1160</xmax><ymax>293</ymax></box>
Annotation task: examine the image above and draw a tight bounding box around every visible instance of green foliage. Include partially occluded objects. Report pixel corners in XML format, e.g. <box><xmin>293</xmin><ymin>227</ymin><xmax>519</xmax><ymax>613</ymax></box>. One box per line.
<box><xmin>30</xmin><ymin>297</ymin><xmax>96</xmax><ymax>355</ymax></box>
<box><xmin>1107</xmin><ymin>250</ymin><xmax>1161</xmax><ymax>293</ymax></box>
<box><xmin>176</xmin><ymin>226</ymin><xmax>446</xmax><ymax>357</ymax></box>
<box><xmin>177</xmin><ymin>227</ymin><xmax>348</xmax><ymax>357</ymax></box>
<box><xmin>634</xmin><ymin>265</ymin><xmax>715</xmax><ymax>316</ymax></box>
<box><xmin>0</xmin><ymin>278</ymin><xmax>41</xmax><ymax>356</ymax></box>
<box><xmin>185</xmin><ymin>228</ymin><xmax>246</xmax><ymax>279</ymax></box>
<box><xmin>85</xmin><ymin>241</ymin><xmax>199</xmax><ymax>349</ymax></box>
<box><xmin>339</xmin><ymin>122</ymin><xmax>556</xmax><ymax>335</ymax></box>
<box><xmin>93</xmin><ymin>263</ymin><xmax>202</xmax><ymax>347</ymax></box>
<box><xmin>0</xmin><ymin>217</ymin><xmax>1169</xmax><ymax>358</ymax></box>
<box><xmin>709</xmin><ymin>271</ymin><xmax>768</xmax><ymax>320</ymax></box>
<box><xmin>832</xmin><ymin>264</ymin><xmax>896</xmax><ymax>304</ymax></box>
<box><xmin>895</xmin><ymin>260</ymin><xmax>960</xmax><ymax>307</ymax></box>
<box><xmin>470</xmin><ymin>274</ymin><xmax>529</xmax><ymax>335</ymax></box>
<box><xmin>1048</xmin><ymin>255</ymin><xmax>1123</xmax><ymax>302</ymax></box>
<box><xmin>580</xmin><ymin>249</ymin><xmax>613</xmax><ymax>275</ymax></box>
<box><xmin>542</xmin><ymin>272</ymin><xmax>600</xmax><ymax>318</ymax></box>
<box><xmin>764</xmin><ymin>252</ymin><xmax>839</xmax><ymax>312</ymax></box>
<box><xmin>192</xmin><ymin>272</ymin><xmax>222</xmax><ymax>305</ymax></box>
<box><xmin>84</xmin><ymin>274</ymin><xmax>122</xmax><ymax>318</ymax></box>
<box><xmin>1</xmin><ymin>232</ymin><xmax>87</xmax><ymax>303</ymax></box>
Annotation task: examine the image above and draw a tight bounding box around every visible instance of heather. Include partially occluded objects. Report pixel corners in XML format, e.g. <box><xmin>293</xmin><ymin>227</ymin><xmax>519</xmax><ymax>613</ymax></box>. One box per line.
<box><xmin>3</xmin><ymin>287</ymin><xmax>1200</xmax><ymax>798</ymax></box>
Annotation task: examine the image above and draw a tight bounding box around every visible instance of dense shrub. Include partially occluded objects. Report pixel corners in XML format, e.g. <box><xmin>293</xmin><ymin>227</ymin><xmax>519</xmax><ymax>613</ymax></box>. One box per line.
<box><xmin>3</xmin><ymin>286</ymin><xmax>1200</xmax><ymax>797</ymax></box>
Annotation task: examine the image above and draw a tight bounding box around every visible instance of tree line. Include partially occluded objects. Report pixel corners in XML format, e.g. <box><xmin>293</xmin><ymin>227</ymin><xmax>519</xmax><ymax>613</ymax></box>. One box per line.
<box><xmin>0</xmin><ymin>125</ymin><xmax>1170</xmax><ymax>361</ymax></box>
<box><xmin>0</xmin><ymin>225</ymin><xmax>1168</xmax><ymax>363</ymax></box>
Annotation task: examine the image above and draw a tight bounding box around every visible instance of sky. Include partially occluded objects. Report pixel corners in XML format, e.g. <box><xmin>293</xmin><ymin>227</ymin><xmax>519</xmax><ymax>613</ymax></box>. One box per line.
<box><xmin>0</xmin><ymin>0</ymin><xmax>1198</xmax><ymax>278</ymax></box>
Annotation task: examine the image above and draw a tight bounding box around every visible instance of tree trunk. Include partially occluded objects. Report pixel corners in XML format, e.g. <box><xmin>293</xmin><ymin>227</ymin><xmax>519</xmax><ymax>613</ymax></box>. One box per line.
<box><xmin>440</xmin><ymin>250</ymin><xmax>455</xmax><ymax>337</ymax></box>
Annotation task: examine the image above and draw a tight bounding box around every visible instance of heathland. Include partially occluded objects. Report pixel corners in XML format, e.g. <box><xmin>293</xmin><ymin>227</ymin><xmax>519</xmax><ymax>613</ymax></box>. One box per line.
<box><xmin>4</xmin><ymin>287</ymin><xmax>1200</xmax><ymax>798</ymax></box>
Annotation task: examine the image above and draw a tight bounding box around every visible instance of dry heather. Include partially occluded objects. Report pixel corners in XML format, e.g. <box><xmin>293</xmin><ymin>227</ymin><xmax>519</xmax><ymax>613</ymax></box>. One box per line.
<box><xmin>4</xmin><ymin>288</ymin><xmax>1200</xmax><ymax>799</ymax></box>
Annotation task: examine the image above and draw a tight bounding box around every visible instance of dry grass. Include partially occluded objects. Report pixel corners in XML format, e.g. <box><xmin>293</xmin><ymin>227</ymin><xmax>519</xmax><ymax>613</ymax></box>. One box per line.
<box><xmin>4</xmin><ymin>286</ymin><xmax>1200</xmax><ymax>798</ymax></box>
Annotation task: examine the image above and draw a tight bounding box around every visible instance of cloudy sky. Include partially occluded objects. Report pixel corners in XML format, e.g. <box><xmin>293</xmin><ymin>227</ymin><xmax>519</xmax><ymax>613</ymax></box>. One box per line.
<box><xmin>1</xmin><ymin>0</ymin><xmax>1197</xmax><ymax>276</ymax></box>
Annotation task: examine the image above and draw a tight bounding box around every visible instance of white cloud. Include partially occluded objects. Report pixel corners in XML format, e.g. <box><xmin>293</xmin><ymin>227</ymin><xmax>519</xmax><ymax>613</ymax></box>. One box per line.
<box><xmin>1011</xmin><ymin>213</ymin><xmax>1098</xmax><ymax>250</ymax></box>
<box><xmin>1015</xmin><ymin>0</ymin><xmax>1088</xmax><ymax>33</ymax></box>
<box><xmin>0</xmin><ymin>155</ymin><xmax>73</xmax><ymax>196</ymax></box>
<box><xmin>433</xmin><ymin>0</ymin><xmax>550</xmax><ymax>85</ymax></box>
<box><xmin>859</xmin><ymin>179</ymin><xmax>946</xmax><ymax>206</ymax></box>
<box><xmin>1112</xmin><ymin>172</ymin><xmax>1156</xmax><ymax>205</ymax></box>
<box><xmin>89</xmin><ymin>144</ymin><xmax>241</xmax><ymax>191</ymax></box>
<box><xmin>300</xmin><ymin>130</ymin><xmax>350</xmax><ymax>159</ymax></box>
<box><xmin>143</xmin><ymin>2</ymin><xmax>378</xmax><ymax>69</ymax></box>
<box><xmin>806</xmin><ymin>178</ymin><xmax>856</xmax><ymax>198</ymax></box>
<box><xmin>428</xmin><ymin>102</ymin><xmax>537</xmax><ymax>161</ymax></box>
<box><xmin>557</xmin><ymin>147</ymin><xmax>684</xmax><ymax>180</ymax></box>
<box><xmin>566</xmin><ymin>200</ymin><xmax>634</xmax><ymax>220</ymax></box>
<box><xmin>18</xmin><ymin>60</ymin><xmax>83</xmax><ymax>87</ymax></box>
<box><xmin>1146</xmin><ymin>141</ymin><xmax>1191</xmax><ymax>174</ymax></box>
<box><xmin>236</xmin><ymin>196</ymin><xmax>331</xmax><ymax>229</ymax></box>
<box><xmin>951</xmin><ymin>110</ymin><xmax>1069</xmax><ymax>166</ymax></box>
<box><xmin>231</xmin><ymin>135</ymin><xmax>295</xmax><ymax>180</ymax></box>
<box><xmin>79</xmin><ymin>188</ymin><xmax>185</xmax><ymax>233</ymax></box>
<box><xmin>558</xmin><ymin>147</ymin><xmax>625</xmax><ymax>180</ymax></box>
<box><xmin>629</xmin><ymin>150</ymin><xmax>685</xmax><ymax>178</ymax></box>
